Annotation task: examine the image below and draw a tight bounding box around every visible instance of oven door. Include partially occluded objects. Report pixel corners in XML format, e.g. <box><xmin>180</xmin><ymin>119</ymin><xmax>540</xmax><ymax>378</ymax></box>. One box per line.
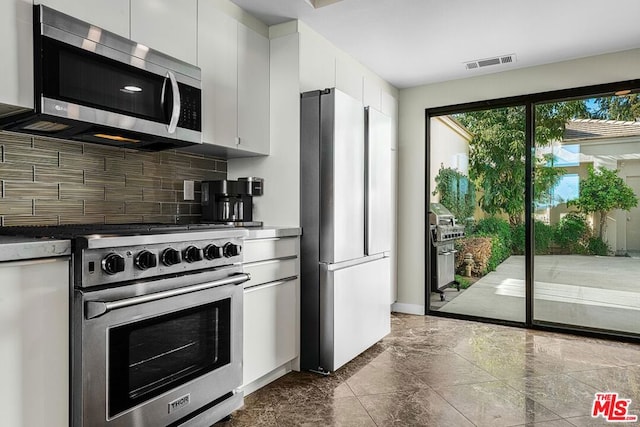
<box><xmin>75</xmin><ymin>270</ymin><xmax>246</xmax><ymax>427</ymax></box>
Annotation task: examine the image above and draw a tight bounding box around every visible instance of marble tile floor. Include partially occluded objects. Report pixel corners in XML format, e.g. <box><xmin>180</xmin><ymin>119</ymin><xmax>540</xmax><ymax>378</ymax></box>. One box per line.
<box><xmin>216</xmin><ymin>313</ymin><xmax>640</xmax><ymax>426</ymax></box>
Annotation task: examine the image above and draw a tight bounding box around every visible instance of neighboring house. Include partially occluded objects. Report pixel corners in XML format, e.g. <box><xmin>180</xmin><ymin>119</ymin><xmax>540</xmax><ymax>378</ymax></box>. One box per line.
<box><xmin>429</xmin><ymin>115</ymin><xmax>472</xmax><ymax>203</ymax></box>
<box><xmin>550</xmin><ymin>119</ymin><xmax>640</xmax><ymax>254</ymax></box>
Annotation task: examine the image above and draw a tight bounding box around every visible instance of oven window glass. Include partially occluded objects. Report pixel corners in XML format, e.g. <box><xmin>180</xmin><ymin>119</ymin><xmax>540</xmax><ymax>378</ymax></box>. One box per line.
<box><xmin>41</xmin><ymin>37</ymin><xmax>171</xmax><ymax>124</ymax></box>
<box><xmin>108</xmin><ymin>299</ymin><xmax>231</xmax><ymax>417</ymax></box>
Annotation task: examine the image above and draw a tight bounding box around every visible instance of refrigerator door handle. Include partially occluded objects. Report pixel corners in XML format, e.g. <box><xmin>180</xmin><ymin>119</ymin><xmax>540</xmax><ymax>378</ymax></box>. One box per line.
<box><xmin>325</xmin><ymin>253</ymin><xmax>385</xmax><ymax>272</ymax></box>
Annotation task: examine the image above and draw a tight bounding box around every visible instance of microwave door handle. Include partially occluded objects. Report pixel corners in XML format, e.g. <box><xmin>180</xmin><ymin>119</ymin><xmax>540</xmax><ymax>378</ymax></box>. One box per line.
<box><xmin>164</xmin><ymin>71</ymin><xmax>181</xmax><ymax>134</ymax></box>
<box><xmin>85</xmin><ymin>273</ymin><xmax>250</xmax><ymax>319</ymax></box>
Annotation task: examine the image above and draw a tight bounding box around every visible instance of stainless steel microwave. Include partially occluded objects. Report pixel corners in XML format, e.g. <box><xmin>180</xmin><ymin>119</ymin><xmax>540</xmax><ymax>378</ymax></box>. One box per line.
<box><xmin>0</xmin><ymin>5</ymin><xmax>202</xmax><ymax>151</ymax></box>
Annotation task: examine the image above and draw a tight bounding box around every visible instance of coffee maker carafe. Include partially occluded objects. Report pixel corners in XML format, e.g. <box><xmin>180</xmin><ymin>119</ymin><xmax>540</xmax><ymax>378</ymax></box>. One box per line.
<box><xmin>201</xmin><ymin>177</ymin><xmax>263</xmax><ymax>226</ymax></box>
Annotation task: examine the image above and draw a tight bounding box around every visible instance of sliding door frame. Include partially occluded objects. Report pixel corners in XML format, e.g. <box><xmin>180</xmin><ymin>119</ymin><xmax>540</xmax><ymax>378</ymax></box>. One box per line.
<box><xmin>425</xmin><ymin>78</ymin><xmax>640</xmax><ymax>341</ymax></box>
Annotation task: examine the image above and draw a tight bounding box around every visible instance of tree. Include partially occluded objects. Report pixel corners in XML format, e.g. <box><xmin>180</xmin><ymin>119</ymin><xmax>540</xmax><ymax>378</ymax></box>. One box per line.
<box><xmin>592</xmin><ymin>94</ymin><xmax>640</xmax><ymax>121</ymax></box>
<box><xmin>455</xmin><ymin>101</ymin><xmax>585</xmax><ymax>225</ymax></box>
<box><xmin>570</xmin><ymin>165</ymin><xmax>638</xmax><ymax>239</ymax></box>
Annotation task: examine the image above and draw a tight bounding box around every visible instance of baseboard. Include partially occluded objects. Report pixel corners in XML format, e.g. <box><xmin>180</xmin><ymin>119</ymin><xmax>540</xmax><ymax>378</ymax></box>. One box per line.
<box><xmin>240</xmin><ymin>362</ymin><xmax>292</xmax><ymax>396</ymax></box>
<box><xmin>391</xmin><ymin>302</ymin><xmax>425</xmax><ymax>315</ymax></box>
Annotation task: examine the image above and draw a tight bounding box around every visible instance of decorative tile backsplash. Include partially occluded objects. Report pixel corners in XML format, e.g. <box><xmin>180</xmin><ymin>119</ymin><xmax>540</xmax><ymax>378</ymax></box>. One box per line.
<box><xmin>0</xmin><ymin>131</ymin><xmax>226</xmax><ymax>226</ymax></box>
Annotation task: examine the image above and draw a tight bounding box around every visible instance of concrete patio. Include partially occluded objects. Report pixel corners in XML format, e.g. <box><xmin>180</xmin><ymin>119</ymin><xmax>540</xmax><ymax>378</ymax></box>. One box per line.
<box><xmin>436</xmin><ymin>255</ymin><xmax>640</xmax><ymax>334</ymax></box>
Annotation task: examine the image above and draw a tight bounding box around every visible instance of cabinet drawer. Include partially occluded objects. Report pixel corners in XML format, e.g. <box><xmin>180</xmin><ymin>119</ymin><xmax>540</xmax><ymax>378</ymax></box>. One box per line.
<box><xmin>243</xmin><ymin>258</ymin><xmax>298</xmax><ymax>288</ymax></box>
<box><xmin>243</xmin><ymin>237</ymin><xmax>298</xmax><ymax>263</ymax></box>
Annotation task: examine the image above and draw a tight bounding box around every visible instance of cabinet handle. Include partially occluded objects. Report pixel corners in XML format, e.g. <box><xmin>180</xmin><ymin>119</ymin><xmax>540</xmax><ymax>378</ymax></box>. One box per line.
<box><xmin>244</xmin><ymin>276</ymin><xmax>298</xmax><ymax>292</ymax></box>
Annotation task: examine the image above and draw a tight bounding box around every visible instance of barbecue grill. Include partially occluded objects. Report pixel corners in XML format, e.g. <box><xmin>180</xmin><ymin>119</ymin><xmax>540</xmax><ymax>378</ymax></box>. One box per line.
<box><xmin>429</xmin><ymin>203</ymin><xmax>466</xmax><ymax>301</ymax></box>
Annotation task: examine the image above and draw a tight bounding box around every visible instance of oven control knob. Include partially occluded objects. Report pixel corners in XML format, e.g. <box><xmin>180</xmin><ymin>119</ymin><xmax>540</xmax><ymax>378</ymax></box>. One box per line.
<box><xmin>161</xmin><ymin>248</ymin><xmax>182</xmax><ymax>266</ymax></box>
<box><xmin>134</xmin><ymin>250</ymin><xmax>157</xmax><ymax>270</ymax></box>
<box><xmin>183</xmin><ymin>246</ymin><xmax>203</xmax><ymax>263</ymax></box>
<box><xmin>223</xmin><ymin>242</ymin><xmax>241</xmax><ymax>258</ymax></box>
<box><xmin>102</xmin><ymin>253</ymin><xmax>125</xmax><ymax>275</ymax></box>
<box><xmin>203</xmin><ymin>244</ymin><xmax>223</xmax><ymax>260</ymax></box>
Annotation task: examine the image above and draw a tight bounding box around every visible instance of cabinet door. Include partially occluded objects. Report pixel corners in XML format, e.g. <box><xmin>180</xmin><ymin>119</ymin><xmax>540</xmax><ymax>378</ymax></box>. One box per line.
<box><xmin>0</xmin><ymin>0</ymin><xmax>33</xmax><ymax>111</ymax></box>
<box><xmin>198</xmin><ymin>1</ymin><xmax>238</xmax><ymax>149</ymax></box>
<box><xmin>37</xmin><ymin>0</ymin><xmax>129</xmax><ymax>37</ymax></box>
<box><xmin>237</xmin><ymin>23</ymin><xmax>270</xmax><ymax>155</ymax></box>
<box><xmin>243</xmin><ymin>278</ymin><xmax>298</xmax><ymax>386</ymax></box>
<box><xmin>0</xmin><ymin>257</ymin><xmax>70</xmax><ymax>427</ymax></box>
<box><xmin>366</xmin><ymin>107</ymin><xmax>392</xmax><ymax>255</ymax></box>
<box><xmin>131</xmin><ymin>0</ymin><xmax>197</xmax><ymax>64</ymax></box>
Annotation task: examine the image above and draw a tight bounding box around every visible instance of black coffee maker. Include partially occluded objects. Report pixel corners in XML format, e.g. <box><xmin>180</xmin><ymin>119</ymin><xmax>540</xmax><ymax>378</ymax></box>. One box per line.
<box><xmin>201</xmin><ymin>177</ymin><xmax>263</xmax><ymax>226</ymax></box>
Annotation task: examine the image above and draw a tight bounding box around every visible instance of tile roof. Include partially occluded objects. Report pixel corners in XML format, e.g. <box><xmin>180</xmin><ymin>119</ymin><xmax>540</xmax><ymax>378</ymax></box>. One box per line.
<box><xmin>564</xmin><ymin>119</ymin><xmax>640</xmax><ymax>141</ymax></box>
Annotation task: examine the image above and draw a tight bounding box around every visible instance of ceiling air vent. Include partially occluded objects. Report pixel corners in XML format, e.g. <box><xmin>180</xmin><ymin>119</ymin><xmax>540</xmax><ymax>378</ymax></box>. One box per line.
<box><xmin>465</xmin><ymin>54</ymin><xmax>517</xmax><ymax>70</ymax></box>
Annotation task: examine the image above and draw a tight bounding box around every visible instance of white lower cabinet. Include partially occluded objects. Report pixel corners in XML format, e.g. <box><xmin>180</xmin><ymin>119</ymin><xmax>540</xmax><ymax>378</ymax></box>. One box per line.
<box><xmin>241</xmin><ymin>235</ymin><xmax>299</xmax><ymax>391</ymax></box>
<box><xmin>0</xmin><ymin>257</ymin><xmax>70</xmax><ymax>427</ymax></box>
<box><xmin>243</xmin><ymin>277</ymin><xmax>298</xmax><ymax>386</ymax></box>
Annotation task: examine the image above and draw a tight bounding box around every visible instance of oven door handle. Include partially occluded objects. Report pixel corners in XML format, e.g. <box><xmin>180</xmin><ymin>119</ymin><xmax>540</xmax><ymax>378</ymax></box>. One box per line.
<box><xmin>85</xmin><ymin>273</ymin><xmax>250</xmax><ymax>320</ymax></box>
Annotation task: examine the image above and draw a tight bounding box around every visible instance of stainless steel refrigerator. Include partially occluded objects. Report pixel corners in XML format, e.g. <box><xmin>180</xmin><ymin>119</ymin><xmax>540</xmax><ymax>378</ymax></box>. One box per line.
<box><xmin>300</xmin><ymin>88</ymin><xmax>392</xmax><ymax>373</ymax></box>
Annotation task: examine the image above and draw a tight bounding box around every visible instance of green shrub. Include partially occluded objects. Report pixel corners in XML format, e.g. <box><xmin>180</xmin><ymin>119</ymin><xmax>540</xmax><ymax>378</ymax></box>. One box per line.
<box><xmin>486</xmin><ymin>235</ymin><xmax>510</xmax><ymax>271</ymax></box>
<box><xmin>455</xmin><ymin>275</ymin><xmax>472</xmax><ymax>289</ymax></box>
<box><xmin>511</xmin><ymin>224</ymin><xmax>525</xmax><ymax>255</ymax></box>
<box><xmin>473</xmin><ymin>217</ymin><xmax>512</xmax><ymax>249</ymax></box>
<box><xmin>586</xmin><ymin>237</ymin><xmax>609</xmax><ymax>256</ymax></box>
<box><xmin>465</xmin><ymin>217</ymin><xmax>512</xmax><ymax>274</ymax></box>
<box><xmin>554</xmin><ymin>213</ymin><xmax>590</xmax><ymax>254</ymax></box>
<box><xmin>510</xmin><ymin>220</ymin><xmax>553</xmax><ymax>255</ymax></box>
<box><xmin>534</xmin><ymin>221</ymin><xmax>554</xmax><ymax>254</ymax></box>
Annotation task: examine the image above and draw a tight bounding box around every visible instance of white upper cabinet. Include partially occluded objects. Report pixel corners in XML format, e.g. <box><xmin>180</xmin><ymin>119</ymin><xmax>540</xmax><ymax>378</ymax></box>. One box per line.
<box><xmin>130</xmin><ymin>0</ymin><xmax>197</xmax><ymax>65</ymax></box>
<box><xmin>237</xmin><ymin>22</ymin><xmax>269</xmax><ymax>155</ymax></box>
<box><xmin>363</xmin><ymin>76</ymin><xmax>382</xmax><ymax>112</ymax></box>
<box><xmin>198</xmin><ymin>2</ymin><xmax>238</xmax><ymax>150</ymax></box>
<box><xmin>198</xmin><ymin>3</ymin><xmax>270</xmax><ymax>156</ymax></box>
<box><xmin>36</xmin><ymin>0</ymin><xmax>130</xmax><ymax>38</ymax></box>
<box><xmin>336</xmin><ymin>57</ymin><xmax>363</xmax><ymax>103</ymax></box>
<box><xmin>299</xmin><ymin>27</ymin><xmax>335</xmax><ymax>93</ymax></box>
<box><xmin>0</xmin><ymin>0</ymin><xmax>33</xmax><ymax>113</ymax></box>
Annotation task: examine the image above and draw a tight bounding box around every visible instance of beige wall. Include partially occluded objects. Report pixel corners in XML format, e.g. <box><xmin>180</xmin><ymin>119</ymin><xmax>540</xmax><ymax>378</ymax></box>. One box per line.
<box><xmin>396</xmin><ymin>48</ymin><xmax>640</xmax><ymax>313</ymax></box>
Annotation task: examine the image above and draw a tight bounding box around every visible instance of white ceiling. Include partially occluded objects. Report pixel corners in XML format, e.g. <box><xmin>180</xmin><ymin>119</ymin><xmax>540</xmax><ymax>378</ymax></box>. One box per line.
<box><xmin>230</xmin><ymin>0</ymin><xmax>640</xmax><ymax>89</ymax></box>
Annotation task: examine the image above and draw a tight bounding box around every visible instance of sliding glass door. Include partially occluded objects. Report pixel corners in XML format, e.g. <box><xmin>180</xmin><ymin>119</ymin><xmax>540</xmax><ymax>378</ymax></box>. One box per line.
<box><xmin>427</xmin><ymin>80</ymin><xmax>640</xmax><ymax>338</ymax></box>
<box><xmin>533</xmin><ymin>95</ymin><xmax>640</xmax><ymax>335</ymax></box>
<box><xmin>428</xmin><ymin>107</ymin><xmax>526</xmax><ymax>323</ymax></box>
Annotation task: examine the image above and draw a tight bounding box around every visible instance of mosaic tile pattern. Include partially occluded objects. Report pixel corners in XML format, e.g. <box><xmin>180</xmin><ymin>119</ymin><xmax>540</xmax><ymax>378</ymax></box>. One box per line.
<box><xmin>216</xmin><ymin>314</ymin><xmax>640</xmax><ymax>427</ymax></box>
<box><xmin>0</xmin><ymin>131</ymin><xmax>225</xmax><ymax>225</ymax></box>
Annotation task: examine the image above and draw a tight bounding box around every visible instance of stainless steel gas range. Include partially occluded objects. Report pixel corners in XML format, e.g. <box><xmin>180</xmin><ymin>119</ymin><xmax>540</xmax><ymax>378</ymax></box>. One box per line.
<box><xmin>0</xmin><ymin>224</ymin><xmax>250</xmax><ymax>427</ymax></box>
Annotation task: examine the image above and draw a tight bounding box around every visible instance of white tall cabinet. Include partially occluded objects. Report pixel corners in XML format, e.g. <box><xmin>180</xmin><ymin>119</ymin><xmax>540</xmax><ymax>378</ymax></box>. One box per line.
<box><xmin>237</xmin><ymin>23</ymin><xmax>270</xmax><ymax>155</ymax></box>
<box><xmin>0</xmin><ymin>257</ymin><xmax>70</xmax><ymax>427</ymax></box>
